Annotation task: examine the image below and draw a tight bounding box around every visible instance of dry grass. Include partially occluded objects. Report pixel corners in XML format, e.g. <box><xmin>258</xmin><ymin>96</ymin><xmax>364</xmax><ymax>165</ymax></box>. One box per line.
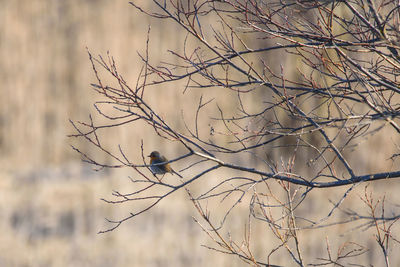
<box><xmin>2</xmin><ymin>165</ymin><xmax>400</xmax><ymax>266</ymax></box>
<box><xmin>0</xmin><ymin>165</ymin><xmax>240</xmax><ymax>267</ymax></box>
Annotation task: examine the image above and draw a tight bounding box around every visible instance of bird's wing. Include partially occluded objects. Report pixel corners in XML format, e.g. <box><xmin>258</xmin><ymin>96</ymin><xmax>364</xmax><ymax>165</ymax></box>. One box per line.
<box><xmin>160</xmin><ymin>156</ymin><xmax>168</xmax><ymax>163</ymax></box>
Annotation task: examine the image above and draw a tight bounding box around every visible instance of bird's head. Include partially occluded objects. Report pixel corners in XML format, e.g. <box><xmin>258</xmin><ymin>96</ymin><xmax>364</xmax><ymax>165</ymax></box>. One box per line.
<box><xmin>148</xmin><ymin>151</ymin><xmax>161</xmax><ymax>159</ymax></box>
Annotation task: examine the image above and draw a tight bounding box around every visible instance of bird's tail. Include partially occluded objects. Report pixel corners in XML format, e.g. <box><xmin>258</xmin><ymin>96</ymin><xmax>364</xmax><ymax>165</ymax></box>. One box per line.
<box><xmin>172</xmin><ymin>169</ymin><xmax>183</xmax><ymax>178</ymax></box>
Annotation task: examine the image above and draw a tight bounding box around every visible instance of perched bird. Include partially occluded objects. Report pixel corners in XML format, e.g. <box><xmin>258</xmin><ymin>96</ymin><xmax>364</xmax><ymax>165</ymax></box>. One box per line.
<box><xmin>148</xmin><ymin>151</ymin><xmax>182</xmax><ymax>178</ymax></box>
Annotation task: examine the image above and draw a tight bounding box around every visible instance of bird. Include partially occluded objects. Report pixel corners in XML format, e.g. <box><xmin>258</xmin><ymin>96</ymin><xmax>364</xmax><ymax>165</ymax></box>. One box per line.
<box><xmin>148</xmin><ymin>151</ymin><xmax>183</xmax><ymax>178</ymax></box>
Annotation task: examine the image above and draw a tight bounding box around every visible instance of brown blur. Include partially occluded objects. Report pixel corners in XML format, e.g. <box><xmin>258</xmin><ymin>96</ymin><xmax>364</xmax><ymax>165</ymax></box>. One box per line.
<box><xmin>1</xmin><ymin>1</ymin><xmax>400</xmax><ymax>267</ymax></box>
<box><xmin>0</xmin><ymin>1</ymin><xmax>218</xmax><ymax>266</ymax></box>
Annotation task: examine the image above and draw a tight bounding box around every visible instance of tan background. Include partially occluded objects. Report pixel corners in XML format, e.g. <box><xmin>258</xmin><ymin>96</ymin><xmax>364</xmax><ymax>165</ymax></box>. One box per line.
<box><xmin>1</xmin><ymin>1</ymin><xmax>249</xmax><ymax>266</ymax></box>
<box><xmin>1</xmin><ymin>1</ymin><xmax>400</xmax><ymax>266</ymax></box>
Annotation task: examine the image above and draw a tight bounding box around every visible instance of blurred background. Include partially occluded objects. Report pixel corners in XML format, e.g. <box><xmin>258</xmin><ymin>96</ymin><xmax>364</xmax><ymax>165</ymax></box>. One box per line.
<box><xmin>1</xmin><ymin>1</ymin><xmax>219</xmax><ymax>266</ymax></box>
<box><xmin>1</xmin><ymin>1</ymin><xmax>400</xmax><ymax>266</ymax></box>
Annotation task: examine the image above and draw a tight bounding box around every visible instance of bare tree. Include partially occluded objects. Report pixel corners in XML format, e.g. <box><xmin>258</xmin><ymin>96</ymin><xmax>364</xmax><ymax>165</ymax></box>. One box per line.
<box><xmin>70</xmin><ymin>1</ymin><xmax>400</xmax><ymax>266</ymax></box>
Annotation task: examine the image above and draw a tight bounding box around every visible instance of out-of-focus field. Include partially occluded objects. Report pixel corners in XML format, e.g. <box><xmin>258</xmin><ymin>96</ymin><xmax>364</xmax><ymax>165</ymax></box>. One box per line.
<box><xmin>0</xmin><ymin>165</ymin><xmax>250</xmax><ymax>266</ymax></box>
<box><xmin>0</xmin><ymin>1</ymin><xmax>248</xmax><ymax>266</ymax></box>
<box><xmin>1</xmin><ymin>1</ymin><xmax>400</xmax><ymax>266</ymax></box>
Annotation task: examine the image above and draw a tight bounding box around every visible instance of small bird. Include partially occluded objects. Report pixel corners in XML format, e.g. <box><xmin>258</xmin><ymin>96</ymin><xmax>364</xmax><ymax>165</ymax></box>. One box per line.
<box><xmin>148</xmin><ymin>151</ymin><xmax>182</xmax><ymax>178</ymax></box>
